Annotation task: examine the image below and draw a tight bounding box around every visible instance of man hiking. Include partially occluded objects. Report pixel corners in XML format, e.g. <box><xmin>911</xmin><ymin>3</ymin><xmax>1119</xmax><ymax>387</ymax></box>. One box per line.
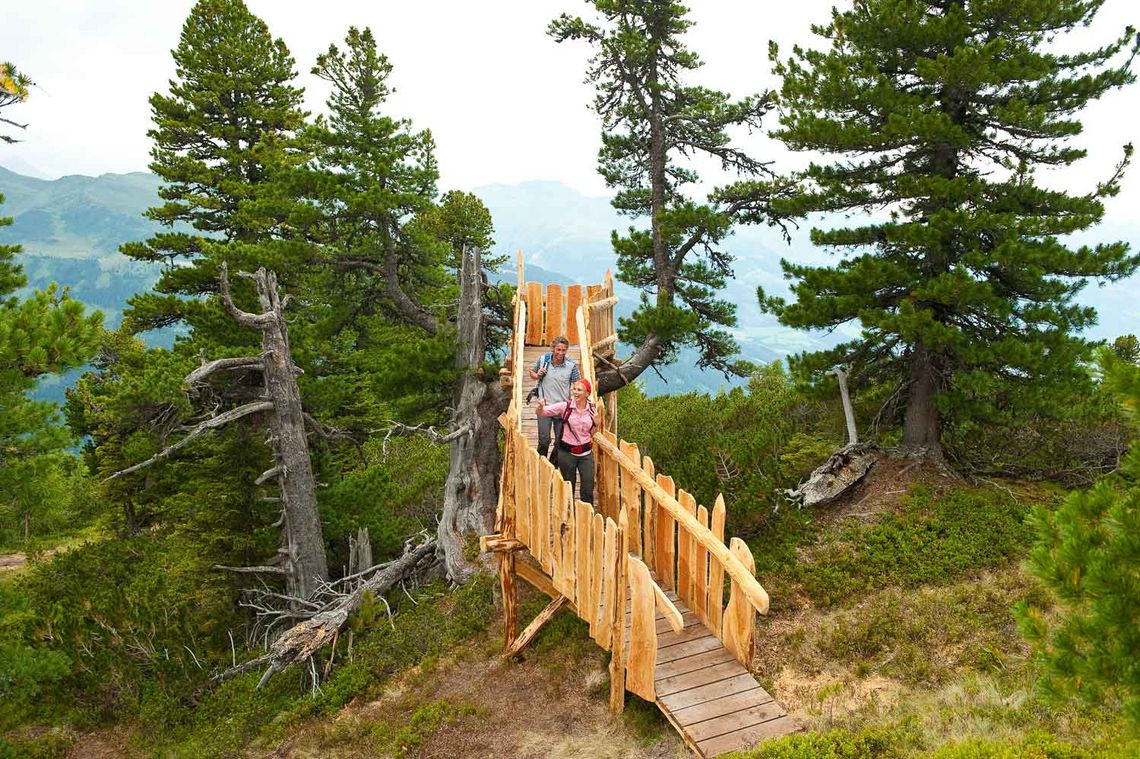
<box><xmin>528</xmin><ymin>336</ymin><xmax>580</xmax><ymax>460</ymax></box>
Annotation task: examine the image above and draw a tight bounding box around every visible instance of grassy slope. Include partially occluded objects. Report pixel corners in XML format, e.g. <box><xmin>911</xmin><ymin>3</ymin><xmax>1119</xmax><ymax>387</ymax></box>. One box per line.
<box><xmin>5</xmin><ymin>469</ymin><xmax>1138</xmax><ymax>758</ymax></box>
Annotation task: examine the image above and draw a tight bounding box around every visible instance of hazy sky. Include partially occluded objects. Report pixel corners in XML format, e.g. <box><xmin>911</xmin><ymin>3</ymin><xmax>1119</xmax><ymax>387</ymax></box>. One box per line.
<box><xmin>3</xmin><ymin>0</ymin><xmax>1138</xmax><ymax>219</ymax></box>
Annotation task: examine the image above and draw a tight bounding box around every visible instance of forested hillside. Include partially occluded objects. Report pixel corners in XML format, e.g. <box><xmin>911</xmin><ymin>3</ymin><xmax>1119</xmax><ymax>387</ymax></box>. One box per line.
<box><xmin>2</xmin><ymin>1</ymin><xmax>1140</xmax><ymax>757</ymax></box>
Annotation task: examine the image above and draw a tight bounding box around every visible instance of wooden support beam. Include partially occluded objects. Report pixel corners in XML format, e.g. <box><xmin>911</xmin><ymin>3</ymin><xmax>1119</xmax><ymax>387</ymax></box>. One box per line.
<box><xmin>591</xmin><ymin>434</ymin><xmax>770</xmax><ymax>615</ymax></box>
<box><xmin>505</xmin><ymin>595</ymin><xmax>570</xmax><ymax>658</ymax></box>
<box><xmin>516</xmin><ymin>554</ymin><xmax>563</xmax><ymax>602</ymax></box>
<box><xmin>500</xmin><ymin>552</ymin><xmax>517</xmax><ymax>653</ymax></box>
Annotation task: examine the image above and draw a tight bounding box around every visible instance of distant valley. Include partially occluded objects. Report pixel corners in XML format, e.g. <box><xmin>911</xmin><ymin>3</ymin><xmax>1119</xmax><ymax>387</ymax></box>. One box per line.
<box><xmin>2</xmin><ymin>166</ymin><xmax>1138</xmax><ymax>398</ymax></box>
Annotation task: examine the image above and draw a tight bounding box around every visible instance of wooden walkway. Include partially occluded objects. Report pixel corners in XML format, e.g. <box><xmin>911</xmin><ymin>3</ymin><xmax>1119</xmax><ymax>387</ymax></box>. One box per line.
<box><xmin>488</xmin><ymin>262</ymin><xmax>799</xmax><ymax>757</ymax></box>
<box><xmin>633</xmin><ymin>589</ymin><xmax>799</xmax><ymax>756</ymax></box>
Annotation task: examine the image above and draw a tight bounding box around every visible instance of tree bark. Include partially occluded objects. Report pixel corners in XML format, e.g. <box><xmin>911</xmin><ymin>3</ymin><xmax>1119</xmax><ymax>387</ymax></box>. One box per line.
<box><xmin>220</xmin><ymin>264</ymin><xmax>329</xmax><ymax>599</ymax></box>
<box><xmin>902</xmin><ymin>343</ymin><xmax>943</xmax><ymax>458</ymax></box>
<box><xmin>437</xmin><ymin>246</ymin><xmax>505</xmax><ymax>581</ymax></box>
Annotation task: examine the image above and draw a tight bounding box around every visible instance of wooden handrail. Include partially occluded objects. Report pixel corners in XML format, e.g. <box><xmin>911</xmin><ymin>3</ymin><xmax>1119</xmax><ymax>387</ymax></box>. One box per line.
<box><xmin>592</xmin><ymin>433</ymin><xmax>770</xmax><ymax>614</ymax></box>
<box><xmin>587</xmin><ymin>295</ymin><xmax>619</xmax><ymax>309</ymax></box>
<box><xmin>591</xmin><ymin>334</ymin><xmax>618</xmax><ymax>353</ymax></box>
<box><xmin>514</xmin><ymin>300</ymin><xmax>526</xmax><ymax>432</ymax></box>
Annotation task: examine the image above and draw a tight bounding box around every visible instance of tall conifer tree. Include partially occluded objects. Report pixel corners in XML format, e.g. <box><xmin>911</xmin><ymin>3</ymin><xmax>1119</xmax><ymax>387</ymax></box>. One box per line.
<box><xmin>763</xmin><ymin>0</ymin><xmax>1138</xmax><ymax>457</ymax></box>
<box><xmin>122</xmin><ymin>0</ymin><xmax>308</xmax><ymax>337</ymax></box>
<box><xmin>1</xmin><ymin>67</ymin><xmax>103</xmax><ymax>537</ymax></box>
<box><xmin>550</xmin><ymin>1</ymin><xmax>785</xmax><ymax>390</ymax></box>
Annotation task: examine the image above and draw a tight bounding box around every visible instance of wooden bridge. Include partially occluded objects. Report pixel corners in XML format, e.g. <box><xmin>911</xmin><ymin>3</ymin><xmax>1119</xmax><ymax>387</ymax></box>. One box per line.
<box><xmin>481</xmin><ymin>256</ymin><xmax>799</xmax><ymax>757</ymax></box>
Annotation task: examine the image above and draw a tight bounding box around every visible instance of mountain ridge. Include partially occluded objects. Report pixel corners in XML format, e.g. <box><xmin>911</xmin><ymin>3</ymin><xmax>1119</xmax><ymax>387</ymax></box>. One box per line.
<box><xmin>2</xmin><ymin>167</ymin><xmax>1137</xmax><ymax>395</ymax></box>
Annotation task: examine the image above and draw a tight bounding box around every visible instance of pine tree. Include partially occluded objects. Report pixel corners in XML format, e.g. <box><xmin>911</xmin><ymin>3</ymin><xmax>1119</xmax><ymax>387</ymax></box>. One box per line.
<box><xmin>550</xmin><ymin>1</ymin><xmax>787</xmax><ymax>390</ymax></box>
<box><xmin>0</xmin><ymin>61</ymin><xmax>32</xmax><ymax>144</ymax></box>
<box><xmin>763</xmin><ymin>0</ymin><xmax>1139</xmax><ymax>458</ymax></box>
<box><xmin>1</xmin><ymin>71</ymin><xmax>103</xmax><ymax>538</ymax></box>
<box><xmin>1019</xmin><ymin>345</ymin><xmax>1140</xmax><ymax>726</ymax></box>
<box><xmin>121</xmin><ymin>0</ymin><xmax>308</xmax><ymax>336</ymax></box>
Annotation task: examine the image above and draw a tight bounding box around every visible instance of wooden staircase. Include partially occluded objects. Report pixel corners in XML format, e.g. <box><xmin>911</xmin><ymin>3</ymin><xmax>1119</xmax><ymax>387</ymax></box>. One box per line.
<box><xmin>636</xmin><ymin>588</ymin><xmax>798</xmax><ymax>755</ymax></box>
<box><xmin>485</xmin><ymin>262</ymin><xmax>799</xmax><ymax>757</ymax></box>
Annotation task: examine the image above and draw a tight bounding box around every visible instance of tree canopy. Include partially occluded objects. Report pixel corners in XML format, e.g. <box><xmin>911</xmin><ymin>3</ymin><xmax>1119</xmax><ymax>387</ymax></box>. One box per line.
<box><xmin>762</xmin><ymin>0</ymin><xmax>1139</xmax><ymax>457</ymax></box>
<box><xmin>550</xmin><ymin>0</ymin><xmax>789</xmax><ymax>392</ymax></box>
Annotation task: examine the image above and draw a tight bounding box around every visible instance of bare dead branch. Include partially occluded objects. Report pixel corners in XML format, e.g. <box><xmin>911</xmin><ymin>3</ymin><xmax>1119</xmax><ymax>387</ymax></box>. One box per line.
<box><xmin>213</xmin><ymin>565</ymin><xmax>288</xmax><ymax>575</ymax></box>
<box><xmin>255</xmin><ymin>465</ymin><xmax>282</xmax><ymax>485</ymax></box>
<box><xmin>219</xmin><ymin>262</ymin><xmax>273</xmax><ymax>328</ymax></box>
<box><xmin>379</xmin><ymin>421</ymin><xmax>470</xmax><ymax>458</ymax></box>
<box><xmin>211</xmin><ymin>537</ymin><xmax>437</xmax><ymax>688</ymax></box>
<box><xmin>185</xmin><ymin>356</ymin><xmax>263</xmax><ymax>387</ymax></box>
<box><xmin>105</xmin><ymin>400</ymin><xmax>274</xmax><ymax>481</ymax></box>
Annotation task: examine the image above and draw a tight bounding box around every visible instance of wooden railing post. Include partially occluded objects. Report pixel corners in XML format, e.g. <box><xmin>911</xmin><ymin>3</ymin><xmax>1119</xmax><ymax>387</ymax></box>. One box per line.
<box><xmin>723</xmin><ymin>537</ymin><xmax>758</xmax><ymax>666</ymax></box>
<box><xmin>609</xmin><ymin>506</ymin><xmax>629</xmax><ymax>713</ymax></box>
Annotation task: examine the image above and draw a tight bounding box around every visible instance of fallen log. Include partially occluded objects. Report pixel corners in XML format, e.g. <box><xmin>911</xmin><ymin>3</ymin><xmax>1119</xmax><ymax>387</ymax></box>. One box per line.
<box><xmin>785</xmin><ymin>443</ymin><xmax>879</xmax><ymax>509</ymax></box>
<box><xmin>211</xmin><ymin>537</ymin><xmax>438</xmax><ymax>688</ymax></box>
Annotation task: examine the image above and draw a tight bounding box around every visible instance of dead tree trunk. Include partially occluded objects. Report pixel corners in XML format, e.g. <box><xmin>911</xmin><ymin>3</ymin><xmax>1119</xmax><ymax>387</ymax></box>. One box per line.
<box><xmin>437</xmin><ymin>246</ymin><xmax>504</xmax><ymax>581</ymax></box>
<box><xmin>110</xmin><ymin>265</ymin><xmax>330</xmax><ymax>601</ymax></box>
<box><xmin>831</xmin><ymin>366</ymin><xmax>858</xmax><ymax>445</ymax></box>
<box><xmin>219</xmin><ymin>265</ymin><xmax>329</xmax><ymax>600</ymax></box>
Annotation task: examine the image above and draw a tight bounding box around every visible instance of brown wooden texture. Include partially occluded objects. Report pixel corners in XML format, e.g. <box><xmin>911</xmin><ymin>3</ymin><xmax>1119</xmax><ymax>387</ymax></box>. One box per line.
<box><xmin>589</xmin><ymin>512</ymin><xmax>605</xmax><ymax>640</ymax></box>
<box><xmin>695</xmin><ymin>504</ymin><xmax>710</xmax><ymax>628</ymax></box>
<box><xmin>602</xmin><ymin>431</ymin><xmax>619</xmax><ymax>522</ymax></box>
<box><xmin>642</xmin><ymin>455</ymin><xmax>656</xmax><ymax>573</ymax></box>
<box><xmin>626</xmin><ymin>556</ymin><xmax>657</xmax><ymax>700</ymax></box>
<box><xmin>576</xmin><ymin>304</ymin><xmax>595</xmax><ymax>391</ymax></box>
<box><xmin>709</xmin><ymin>496</ymin><xmax>726</xmax><ymax>638</ymax></box>
<box><xmin>677</xmin><ymin>489</ymin><xmax>697</xmax><ymax>610</ymax></box>
<box><xmin>565</xmin><ymin>285</ymin><xmax>582</xmax><ymax>344</ymax></box>
<box><xmin>505</xmin><ymin>595</ymin><xmax>569</xmax><ymax>658</ymax></box>
<box><xmin>535</xmin><ymin>455</ymin><xmax>550</xmax><ymax>572</ymax></box>
<box><xmin>609</xmin><ymin>507</ymin><xmax>629</xmax><ymax>713</ymax></box>
<box><xmin>656</xmin><ymin>474</ymin><xmax>676</xmax><ymax>591</ymax></box>
<box><xmin>552</xmin><ymin>474</ymin><xmax>570</xmax><ymax>596</ymax></box>
<box><xmin>514</xmin><ymin>301</ymin><xmax>525</xmax><ymax>428</ymax></box>
<box><xmin>516</xmin><ymin>436</ymin><xmax>530</xmax><ymax>546</ymax></box>
<box><xmin>598</xmin><ymin>517</ymin><xmax>618</xmax><ymax>650</ymax></box>
<box><xmin>620</xmin><ymin>441</ymin><xmax>641</xmax><ymax>556</ymax></box>
<box><xmin>590</xmin><ymin>435</ymin><xmax>769</xmax><ymax>616</ymax></box>
<box><xmin>722</xmin><ymin>537</ymin><xmax>757</xmax><ymax>667</ymax></box>
<box><xmin>525</xmin><ymin>281</ymin><xmax>544</xmax><ymax>345</ymax></box>
<box><xmin>515</xmin><ymin>555</ymin><xmax>561</xmax><ymax>601</ymax></box>
<box><xmin>499</xmin><ymin>552</ymin><xmax>517</xmax><ymax>653</ymax></box>
<box><xmin>545</xmin><ymin>284</ymin><xmax>564</xmax><ymax>342</ymax></box>
<box><xmin>575</xmin><ymin>500</ymin><xmax>592</xmax><ymax>621</ymax></box>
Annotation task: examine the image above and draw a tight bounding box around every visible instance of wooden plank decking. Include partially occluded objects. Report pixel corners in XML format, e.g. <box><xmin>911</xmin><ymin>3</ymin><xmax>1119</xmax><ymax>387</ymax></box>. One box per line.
<box><xmin>626</xmin><ymin>589</ymin><xmax>800</xmax><ymax>756</ymax></box>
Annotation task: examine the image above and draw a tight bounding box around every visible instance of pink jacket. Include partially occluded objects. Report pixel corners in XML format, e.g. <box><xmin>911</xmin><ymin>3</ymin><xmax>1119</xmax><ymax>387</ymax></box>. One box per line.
<box><xmin>539</xmin><ymin>400</ymin><xmax>597</xmax><ymax>450</ymax></box>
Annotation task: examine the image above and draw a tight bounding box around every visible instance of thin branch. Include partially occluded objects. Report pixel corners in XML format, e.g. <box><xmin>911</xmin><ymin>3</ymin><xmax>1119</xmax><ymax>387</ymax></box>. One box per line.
<box><xmin>379</xmin><ymin>421</ymin><xmax>470</xmax><ymax>458</ymax></box>
<box><xmin>105</xmin><ymin>401</ymin><xmax>274</xmax><ymax>481</ymax></box>
<box><xmin>213</xmin><ymin>564</ymin><xmax>288</xmax><ymax>575</ymax></box>
<box><xmin>185</xmin><ymin>356</ymin><xmax>263</xmax><ymax>387</ymax></box>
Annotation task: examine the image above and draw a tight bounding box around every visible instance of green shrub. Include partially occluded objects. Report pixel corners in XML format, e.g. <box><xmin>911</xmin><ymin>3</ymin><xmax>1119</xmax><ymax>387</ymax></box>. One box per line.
<box><xmin>793</xmin><ymin>485</ymin><xmax>1033</xmax><ymax>607</ymax></box>
<box><xmin>929</xmin><ymin>732</ymin><xmax>1089</xmax><ymax>758</ymax></box>
<box><xmin>733</xmin><ymin>724</ymin><xmax>915</xmax><ymax>758</ymax></box>
<box><xmin>617</xmin><ymin>364</ymin><xmax>838</xmax><ymax>535</ymax></box>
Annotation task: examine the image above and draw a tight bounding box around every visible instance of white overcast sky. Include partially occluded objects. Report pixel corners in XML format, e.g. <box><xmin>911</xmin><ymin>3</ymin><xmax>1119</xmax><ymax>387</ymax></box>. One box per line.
<box><xmin>2</xmin><ymin>0</ymin><xmax>1138</xmax><ymax>219</ymax></box>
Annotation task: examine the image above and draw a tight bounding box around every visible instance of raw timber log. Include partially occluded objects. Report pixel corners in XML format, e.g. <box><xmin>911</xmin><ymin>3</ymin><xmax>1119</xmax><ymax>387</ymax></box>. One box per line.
<box><xmin>214</xmin><ymin>538</ymin><xmax>437</xmax><ymax>688</ymax></box>
<box><xmin>785</xmin><ymin>443</ymin><xmax>879</xmax><ymax>508</ymax></box>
